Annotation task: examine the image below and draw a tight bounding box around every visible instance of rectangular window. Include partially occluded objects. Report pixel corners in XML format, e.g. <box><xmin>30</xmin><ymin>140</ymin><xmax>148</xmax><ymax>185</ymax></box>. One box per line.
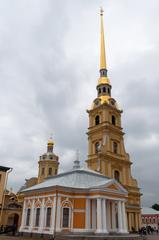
<box><xmin>48</xmin><ymin>168</ymin><xmax>52</xmax><ymax>175</ymax></box>
<box><xmin>0</xmin><ymin>174</ymin><xmax>1</xmax><ymax>182</ymax></box>
<box><xmin>35</xmin><ymin>208</ymin><xmax>40</xmax><ymax>227</ymax></box>
<box><xmin>62</xmin><ymin>208</ymin><xmax>69</xmax><ymax>228</ymax></box>
<box><xmin>26</xmin><ymin>209</ymin><xmax>31</xmax><ymax>226</ymax></box>
<box><xmin>46</xmin><ymin>207</ymin><xmax>51</xmax><ymax>227</ymax></box>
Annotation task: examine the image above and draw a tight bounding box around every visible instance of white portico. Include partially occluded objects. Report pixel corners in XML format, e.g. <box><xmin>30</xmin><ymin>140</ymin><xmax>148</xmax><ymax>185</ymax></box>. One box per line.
<box><xmin>19</xmin><ymin>167</ymin><xmax>128</xmax><ymax>236</ymax></box>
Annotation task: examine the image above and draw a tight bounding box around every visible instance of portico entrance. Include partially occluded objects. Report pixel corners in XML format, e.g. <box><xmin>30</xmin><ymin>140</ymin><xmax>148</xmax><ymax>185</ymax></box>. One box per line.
<box><xmin>85</xmin><ymin>198</ymin><xmax>128</xmax><ymax>234</ymax></box>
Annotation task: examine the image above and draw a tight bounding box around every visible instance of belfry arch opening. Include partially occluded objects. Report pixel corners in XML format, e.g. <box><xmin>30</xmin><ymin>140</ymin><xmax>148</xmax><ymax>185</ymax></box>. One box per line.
<box><xmin>95</xmin><ymin>115</ymin><xmax>100</xmax><ymax>125</ymax></box>
<box><xmin>112</xmin><ymin>115</ymin><xmax>116</xmax><ymax>125</ymax></box>
<box><xmin>113</xmin><ymin>142</ymin><xmax>118</xmax><ymax>154</ymax></box>
<box><xmin>114</xmin><ymin>170</ymin><xmax>120</xmax><ymax>182</ymax></box>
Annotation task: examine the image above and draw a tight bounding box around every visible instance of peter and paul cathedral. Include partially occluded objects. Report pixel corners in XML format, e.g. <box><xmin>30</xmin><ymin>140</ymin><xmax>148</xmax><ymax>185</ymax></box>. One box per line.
<box><xmin>86</xmin><ymin>8</ymin><xmax>141</xmax><ymax>232</ymax></box>
<box><xmin>18</xmin><ymin>8</ymin><xmax>142</xmax><ymax>237</ymax></box>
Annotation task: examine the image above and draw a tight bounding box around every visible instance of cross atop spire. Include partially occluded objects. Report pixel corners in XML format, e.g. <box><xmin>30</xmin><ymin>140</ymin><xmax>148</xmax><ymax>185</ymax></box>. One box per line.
<box><xmin>100</xmin><ymin>7</ymin><xmax>107</xmax><ymax>77</ymax></box>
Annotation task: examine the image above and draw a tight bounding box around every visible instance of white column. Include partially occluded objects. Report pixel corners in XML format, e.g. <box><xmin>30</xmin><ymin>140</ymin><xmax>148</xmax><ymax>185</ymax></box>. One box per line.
<box><xmin>92</xmin><ymin>199</ymin><xmax>96</xmax><ymax>230</ymax></box>
<box><xmin>106</xmin><ymin>200</ymin><xmax>111</xmax><ymax>232</ymax></box>
<box><xmin>96</xmin><ymin>198</ymin><xmax>103</xmax><ymax>233</ymax></box>
<box><xmin>121</xmin><ymin>201</ymin><xmax>128</xmax><ymax>233</ymax></box>
<box><xmin>19</xmin><ymin>200</ymin><xmax>26</xmax><ymax>231</ymax></box>
<box><xmin>112</xmin><ymin>201</ymin><xmax>116</xmax><ymax>232</ymax></box>
<box><xmin>50</xmin><ymin>197</ymin><xmax>56</xmax><ymax>234</ymax></box>
<box><xmin>117</xmin><ymin>201</ymin><xmax>123</xmax><ymax>233</ymax></box>
<box><xmin>29</xmin><ymin>199</ymin><xmax>35</xmax><ymax>231</ymax></box>
<box><xmin>102</xmin><ymin>199</ymin><xmax>108</xmax><ymax>233</ymax></box>
<box><xmin>56</xmin><ymin>195</ymin><xmax>61</xmax><ymax>232</ymax></box>
<box><xmin>39</xmin><ymin>198</ymin><xmax>45</xmax><ymax>233</ymax></box>
<box><xmin>86</xmin><ymin>198</ymin><xmax>91</xmax><ymax>231</ymax></box>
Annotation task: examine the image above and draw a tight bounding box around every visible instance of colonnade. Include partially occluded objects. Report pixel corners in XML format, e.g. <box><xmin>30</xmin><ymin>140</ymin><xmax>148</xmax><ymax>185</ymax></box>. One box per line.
<box><xmin>86</xmin><ymin>198</ymin><xmax>128</xmax><ymax>234</ymax></box>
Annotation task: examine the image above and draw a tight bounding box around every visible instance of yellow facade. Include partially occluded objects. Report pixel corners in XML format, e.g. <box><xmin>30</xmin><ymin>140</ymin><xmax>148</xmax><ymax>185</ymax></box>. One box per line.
<box><xmin>0</xmin><ymin>192</ymin><xmax>22</xmax><ymax>228</ymax></box>
<box><xmin>0</xmin><ymin>166</ymin><xmax>13</xmax><ymax>225</ymax></box>
<box><xmin>0</xmin><ymin>170</ymin><xmax>7</xmax><ymax>205</ymax></box>
<box><xmin>86</xmin><ymin>9</ymin><xmax>141</xmax><ymax>232</ymax></box>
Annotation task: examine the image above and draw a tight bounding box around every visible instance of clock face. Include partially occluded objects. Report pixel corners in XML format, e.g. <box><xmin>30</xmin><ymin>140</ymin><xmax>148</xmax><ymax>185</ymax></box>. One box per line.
<box><xmin>95</xmin><ymin>99</ymin><xmax>100</xmax><ymax>106</ymax></box>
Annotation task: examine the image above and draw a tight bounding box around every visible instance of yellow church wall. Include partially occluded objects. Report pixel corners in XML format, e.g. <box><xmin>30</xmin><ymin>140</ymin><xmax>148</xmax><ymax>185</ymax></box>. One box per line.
<box><xmin>74</xmin><ymin>198</ymin><xmax>86</xmax><ymax>209</ymax></box>
<box><xmin>73</xmin><ymin>212</ymin><xmax>85</xmax><ymax>229</ymax></box>
<box><xmin>0</xmin><ymin>170</ymin><xmax>7</xmax><ymax>205</ymax></box>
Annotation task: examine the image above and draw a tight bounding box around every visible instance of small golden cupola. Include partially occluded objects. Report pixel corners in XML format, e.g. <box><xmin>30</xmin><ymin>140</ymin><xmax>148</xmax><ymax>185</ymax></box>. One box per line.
<box><xmin>38</xmin><ymin>137</ymin><xmax>59</xmax><ymax>183</ymax></box>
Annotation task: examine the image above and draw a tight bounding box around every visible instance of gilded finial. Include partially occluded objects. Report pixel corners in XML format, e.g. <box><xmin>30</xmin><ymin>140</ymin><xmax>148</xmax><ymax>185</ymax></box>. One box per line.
<box><xmin>48</xmin><ymin>134</ymin><xmax>54</xmax><ymax>145</ymax></box>
<box><xmin>100</xmin><ymin>7</ymin><xmax>104</xmax><ymax>16</ymax></box>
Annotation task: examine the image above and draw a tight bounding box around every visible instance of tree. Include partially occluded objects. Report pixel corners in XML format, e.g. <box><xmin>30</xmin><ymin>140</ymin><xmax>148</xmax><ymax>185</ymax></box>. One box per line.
<box><xmin>152</xmin><ymin>204</ymin><xmax>159</xmax><ymax>211</ymax></box>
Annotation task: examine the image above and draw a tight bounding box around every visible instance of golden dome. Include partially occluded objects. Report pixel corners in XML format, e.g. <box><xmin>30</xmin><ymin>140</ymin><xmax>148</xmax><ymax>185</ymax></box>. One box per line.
<box><xmin>47</xmin><ymin>138</ymin><xmax>54</xmax><ymax>145</ymax></box>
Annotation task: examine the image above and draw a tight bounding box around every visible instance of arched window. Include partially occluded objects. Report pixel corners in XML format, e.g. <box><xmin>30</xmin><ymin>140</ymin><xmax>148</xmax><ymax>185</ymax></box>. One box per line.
<box><xmin>103</xmin><ymin>87</ymin><xmax>106</xmax><ymax>93</ymax></box>
<box><xmin>108</xmin><ymin>88</ymin><xmax>110</xmax><ymax>95</ymax></box>
<box><xmin>26</xmin><ymin>209</ymin><xmax>31</xmax><ymax>226</ymax></box>
<box><xmin>35</xmin><ymin>208</ymin><xmax>40</xmax><ymax>227</ymax></box>
<box><xmin>114</xmin><ymin>170</ymin><xmax>120</xmax><ymax>182</ymax></box>
<box><xmin>41</xmin><ymin>168</ymin><xmax>45</xmax><ymax>175</ymax></box>
<box><xmin>113</xmin><ymin>142</ymin><xmax>118</xmax><ymax>154</ymax></box>
<box><xmin>46</xmin><ymin>207</ymin><xmax>51</xmax><ymax>227</ymax></box>
<box><xmin>95</xmin><ymin>115</ymin><xmax>100</xmax><ymax>125</ymax></box>
<box><xmin>62</xmin><ymin>208</ymin><xmax>69</xmax><ymax>228</ymax></box>
<box><xmin>112</xmin><ymin>115</ymin><xmax>116</xmax><ymax>125</ymax></box>
<box><xmin>95</xmin><ymin>142</ymin><xmax>100</xmax><ymax>153</ymax></box>
<box><xmin>48</xmin><ymin>168</ymin><xmax>52</xmax><ymax>175</ymax></box>
<box><xmin>98</xmin><ymin>88</ymin><xmax>101</xmax><ymax>94</ymax></box>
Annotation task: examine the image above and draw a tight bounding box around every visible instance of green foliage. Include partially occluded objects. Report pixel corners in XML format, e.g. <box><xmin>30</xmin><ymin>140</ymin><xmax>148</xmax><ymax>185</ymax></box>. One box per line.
<box><xmin>152</xmin><ymin>203</ymin><xmax>159</xmax><ymax>211</ymax></box>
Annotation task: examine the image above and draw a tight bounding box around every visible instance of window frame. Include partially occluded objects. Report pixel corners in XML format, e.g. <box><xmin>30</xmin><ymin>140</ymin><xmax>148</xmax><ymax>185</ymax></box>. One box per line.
<box><xmin>48</xmin><ymin>168</ymin><xmax>52</xmax><ymax>175</ymax></box>
<box><xmin>26</xmin><ymin>208</ymin><xmax>31</xmax><ymax>226</ymax></box>
<box><xmin>35</xmin><ymin>208</ymin><xmax>40</xmax><ymax>227</ymax></box>
<box><xmin>46</xmin><ymin>207</ymin><xmax>52</xmax><ymax>227</ymax></box>
<box><xmin>62</xmin><ymin>207</ymin><xmax>70</xmax><ymax>228</ymax></box>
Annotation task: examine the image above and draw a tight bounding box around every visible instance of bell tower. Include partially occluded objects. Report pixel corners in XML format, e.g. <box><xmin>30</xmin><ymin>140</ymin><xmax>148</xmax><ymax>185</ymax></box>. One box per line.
<box><xmin>86</xmin><ymin>8</ymin><xmax>141</xmax><ymax>232</ymax></box>
<box><xmin>38</xmin><ymin>137</ymin><xmax>59</xmax><ymax>183</ymax></box>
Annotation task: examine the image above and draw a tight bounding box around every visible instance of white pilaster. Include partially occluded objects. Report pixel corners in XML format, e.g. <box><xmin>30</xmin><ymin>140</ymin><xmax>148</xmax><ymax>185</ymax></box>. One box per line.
<box><xmin>102</xmin><ymin>199</ymin><xmax>108</xmax><ymax>233</ymax></box>
<box><xmin>29</xmin><ymin>199</ymin><xmax>35</xmax><ymax>231</ymax></box>
<box><xmin>117</xmin><ymin>201</ymin><xmax>123</xmax><ymax>233</ymax></box>
<box><xmin>92</xmin><ymin>199</ymin><xmax>96</xmax><ymax>230</ymax></box>
<box><xmin>56</xmin><ymin>195</ymin><xmax>61</xmax><ymax>232</ymax></box>
<box><xmin>50</xmin><ymin>197</ymin><xmax>56</xmax><ymax>234</ymax></box>
<box><xmin>86</xmin><ymin>198</ymin><xmax>91</xmax><ymax>231</ymax></box>
<box><xmin>96</xmin><ymin>198</ymin><xmax>103</xmax><ymax>233</ymax></box>
<box><xmin>111</xmin><ymin>201</ymin><xmax>116</xmax><ymax>232</ymax></box>
<box><xmin>121</xmin><ymin>201</ymin><xmax>128</xmax><ymax>233</ymax></box>
<box><xmin>19</xmin><ymin>200</ymin><xmax>26</xmax><ymax>231</ymax></box>
<box><xmin>39</xmin><ymin>198</ymin><xmax>45</xmax><ymax>233</ymax></box>
<box><xmin>106</xmin><ymin>200</ymin><xmax>111</xmax><ymax>231</ymax></box>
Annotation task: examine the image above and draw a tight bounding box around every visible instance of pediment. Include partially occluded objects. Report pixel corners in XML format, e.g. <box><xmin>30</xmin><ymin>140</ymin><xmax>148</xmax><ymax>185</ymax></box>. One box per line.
<box><xmin>107</xmin><ymin>183</ymin><xmax>120</xmax><ymax>191</ymax></box>
<box><xmin>97</xmin><ymin>179</ymin><xmax>128</xmax><ymax>195</ymax></box>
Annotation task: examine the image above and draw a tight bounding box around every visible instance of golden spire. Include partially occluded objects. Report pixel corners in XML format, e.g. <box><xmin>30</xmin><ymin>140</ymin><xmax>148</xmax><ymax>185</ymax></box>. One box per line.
<box><xmin>100</xmin><ymin>7</ymin><xmax>107</xmax><ymax>71</ymax></box>
<box><xmin>97</xmin><ymin>7</ymin><xmax>110</xmax><ymax>86</ymax></box>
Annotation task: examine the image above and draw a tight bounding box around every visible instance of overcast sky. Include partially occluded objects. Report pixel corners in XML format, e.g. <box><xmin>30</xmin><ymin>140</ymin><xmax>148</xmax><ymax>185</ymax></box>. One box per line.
<box><xmin>0</xmin><ymin>0</ymin><xmax>159</xmax><ymax>207</ymax></box>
